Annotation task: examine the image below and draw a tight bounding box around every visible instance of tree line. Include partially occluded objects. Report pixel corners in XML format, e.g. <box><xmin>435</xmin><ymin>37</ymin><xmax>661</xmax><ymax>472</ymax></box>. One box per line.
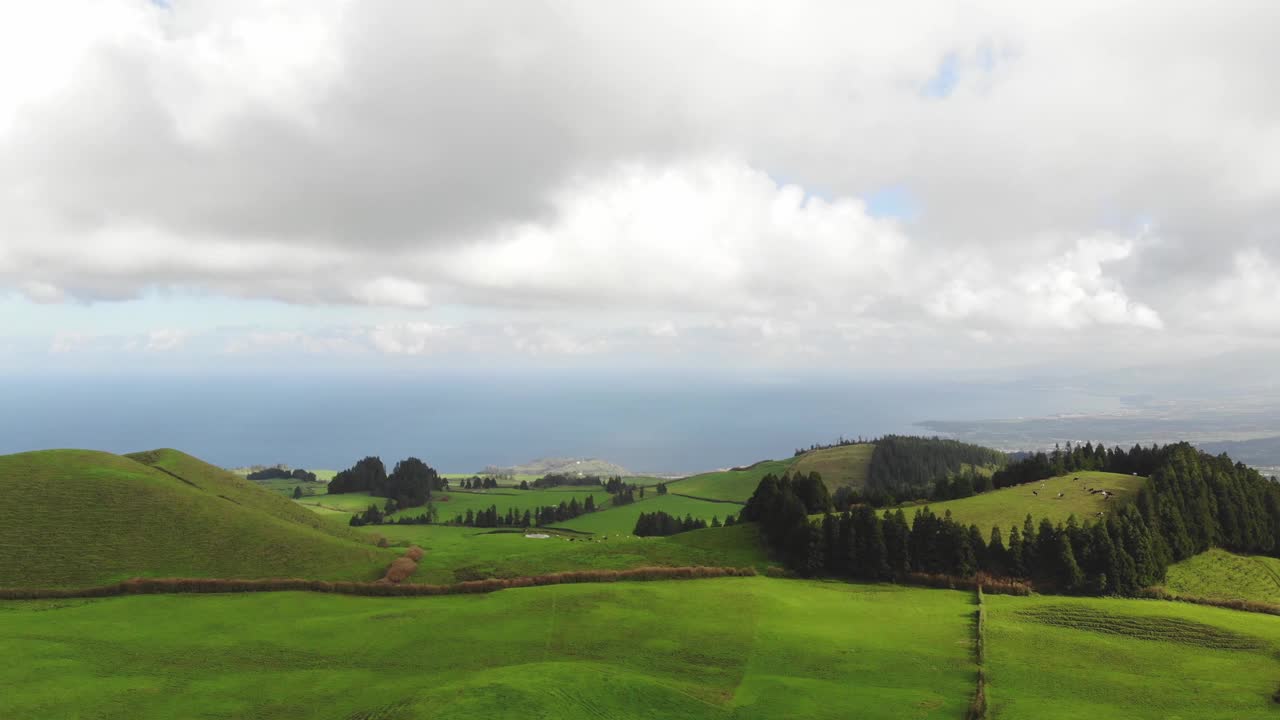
<box><xmin>446</xmin><ymin>496</ymin><xmax>597</xmax><ymax>528</ymax></box>
<box><xmin>864</xmin><ymin>435</ymin><xmax>1009</xmax><ymax>499</ymax></box>
<box><xmin>458</xmin><ymin>476</ymin><xmax>500</xmax><ymax>490</ymax></box>
<box><xmin>744</xmin><ymin>443</ymin><xmax>1280</xmax><ymax>596</ymax></box>
<box><xmin>989</xmin><ymin>441</ymin><xmax>1168</xmax><ymax>488</ymax></box>
<box><xmin>531</xmin><ymin>472</ymin><xmax>605</xmax><ymax>488</ymax></box>
<box><xmin>247</xmin><ymin>466</ymin><xmax>318</xmax><ymax>482</ymax></box>
<box><xmin>328</xmin><ymin>456</ymin><xmax>445</xmax><ymax>510</ymax></box>
<box><xmin>633</xmin><ymin>511</ymin><xmax>736</xmax><ymax>536</ymax></box>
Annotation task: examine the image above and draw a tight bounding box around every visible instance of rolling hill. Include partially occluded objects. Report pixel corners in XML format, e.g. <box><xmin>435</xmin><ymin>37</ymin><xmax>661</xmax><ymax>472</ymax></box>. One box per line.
<box><xmin>665</xmin><ymin>458</ymin><xmax>795</xmax><ymax>502</ymax></box>
<box><xmin>790</xmin><ymin>443</ymin><xmax>874</xmax><ymax>492</ymax></box>
<box><xmin>0</xmin><ymin>449</ymin><xmax>392</xmax><ymax>588</ymax></box>
<box><xmin>900</xmin><ymin>470</ymin><xmax>1146</xmax><ymax>532</ymax></box>
<box><xmin>1163</xmin><ymin>549</ymin><xmax>1280</xmax><ymax>605</ymax></box>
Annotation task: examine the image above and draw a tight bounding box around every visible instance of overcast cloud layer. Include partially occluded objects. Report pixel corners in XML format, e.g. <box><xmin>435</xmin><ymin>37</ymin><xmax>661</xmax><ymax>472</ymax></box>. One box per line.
<box><xmin>1</xmin><ymin>1</ymin><xmax>1278</xmax><ymax>369</ymax></box>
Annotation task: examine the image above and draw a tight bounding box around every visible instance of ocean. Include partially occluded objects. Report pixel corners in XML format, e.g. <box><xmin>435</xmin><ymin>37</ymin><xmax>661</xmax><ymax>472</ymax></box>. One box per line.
<box><xmin>0</xmin><ymin>370</ymin><xmax>1122</xmax><ymax>474</ymax></box>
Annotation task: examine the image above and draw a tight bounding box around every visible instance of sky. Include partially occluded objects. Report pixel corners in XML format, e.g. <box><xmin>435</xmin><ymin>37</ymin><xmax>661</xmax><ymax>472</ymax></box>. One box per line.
<box><xmin>1</xmin><ymin>1</ymin><xmax>1278</xmax><ymax>377</ymax></box>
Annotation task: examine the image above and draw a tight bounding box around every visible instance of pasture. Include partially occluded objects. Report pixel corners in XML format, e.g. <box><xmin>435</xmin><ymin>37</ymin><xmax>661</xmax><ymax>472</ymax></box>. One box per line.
<box><xmin>551</xmin><ymin>493</ymin><xmax>741</xmax><ymax>535</ymax></box>
<box><xmin>666</xmin><ymin>459</ymin><xmax>796</xmax><ymax>503</ymax></box>
<box><xmin>984</xmin><ymin>593</ymin><xmax>1280</xmax><ymax>718</ymax></box>
<box><xmin>363</xmin><ymin>522</ymin><xmax>767</xmax><ymax>584</ymax></box>
<box><xmin>791</xmin><ymin>443</ymin><xmax>874</xmax><ymax>491</ymax></box>
<box><xmin>907</xmin><ymin>471</ymin><xmax>1146</xmax><ymax>532</ymax></box>
<box><xmin>297</xmin><ymin>487</ymin><xmax>613</xmax><ymax>521</ymax></box>
<box><xmin>0</xmin><ymin>449</ymin><xmax>391</xmax><ymax>588</ymax></box>
<box><xmin>1164</xmin><ymin>549</ymin><xmax>1280</xmax><ymax>605</ymax></box>
<box><xmin>0</xmin><ymin>577</ymin><xmax>976</xmax><ymax>720</ymax></box>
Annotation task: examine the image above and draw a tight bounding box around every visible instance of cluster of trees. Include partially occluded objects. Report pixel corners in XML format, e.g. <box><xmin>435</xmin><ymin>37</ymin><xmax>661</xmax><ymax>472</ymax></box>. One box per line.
<box><xmin>793</xmin><ymin>436</ymin><xmax>872</xmax><ymax>456</ymax></box>
<box><xmin>531</xmin><ymin>473</ymin><xmax>603</xmax><ymax>489</ymax></box>
<box><xmin>328</xmin><ymin>457</ymin><xmax>445</xmax><ymax>510</ymax></box>
<box><xmin>612</xmin><ymin>487</ymin><xmax>639</xmax><ymax>506</ymax></box>
<box><xmin>990</xmin><ymin>441</ymin><xmax>1168</xmax><ymax>488</ymax></box>
<box><xmin>864</xmin><ymin>436</ymin><xmax>1008</xmax><ymax>499</ymax></box>
<box><xmin>633</xmin><ymin>511</ymin><xmax>730</xmax><ymax>536</ymax></box>
<box><xmin>746</xmin><ymin>443</ymin><xmax>1280</xmax><ymax>596</ymax></box>
<box><xmin>458</xmin><ymin>476</ymin><xmax>500</xmax><ymax>490</ymax></box>
<box><xmin>247</xmin><ymin>466</ymin><xmax>318</xmax><ymax>482</ymax></box>
<box><xmin>349</xmin><ymin>501</ymin><xmax>438</xmax><ymax>527</ymax></box>
<box><xmin>446</xmin><ymin>497</ymin><xmax>597</xmax><ymax>528</ymax></box>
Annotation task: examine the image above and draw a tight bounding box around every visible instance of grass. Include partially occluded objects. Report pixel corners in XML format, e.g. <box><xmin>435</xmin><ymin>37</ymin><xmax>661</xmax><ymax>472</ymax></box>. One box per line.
<box><xmin>666</xmin><ymin>459</ymin><xmax>796</xmax><ymax>503</ymax></box>
<box><xmin>0</xmin><ymin>577</ymin><xmax>976</xmax><ymax>719</ymax></box>
<box><xmin>984</xmin><ymin>592</ymin><xmax>1280</xmax><ymax>718</ymax></box>
<box><xmin>1163</xmin><ymin>548</ymin><xmax>1280</xmax><ymax>605</ymax></box>
<box><xmin>243</xmin><ymin>477</ymin><xmax>329</xmax><ymax>497</ymax></box>
<box><xmin>362</xmin><ymin>522</ymin><xmax>769</xmax><ymax>584</ymax></box>
<box><xmin>0</xmin><ymin>449</ymin><xmax>392</xmax><ymax>588</ymax></box>
<box><xmin>904</xmin><ymin>471</ymin><xmax>1146</xmax><ymax>533</ymax></box>
<box><xmin>791</xmin><ymin>443</ymin><xmax>875</xmax><ymax>492</ymax></box>
<box><xmin>297</xmin><ymin>487</ymin><xmax>613</xmax><ymax>521</ymax></box>
<box><xmin>551</xmin><ymin>494</ymin><xmax>743</xmax><ymax>535</ymax></box>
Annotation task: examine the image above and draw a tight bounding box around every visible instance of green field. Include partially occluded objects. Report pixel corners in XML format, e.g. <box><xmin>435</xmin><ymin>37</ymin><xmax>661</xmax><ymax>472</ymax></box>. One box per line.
<box><xmin>905</xmin><ymin>471</ymin><xmax>1146</xmax><ymax>532</ymax></box>
<box><xmin>363</xmin><ymin>523</ymin><xmax>768</xmax><ymax>584</ymax></box>
<box><xmin>666</xmin><ymin>459</ymin><xmax>795</xmax><ymax>503</ymax></box>
<box><xmin>985</xmin><ymin>592</ymin><xmax>1280</xmax><ymax>718</ymax></box>
<box><xmin>298</xmin><ymin>487</ymin><xmax>613</xmax><ymax>521</ymax></box>
<box><xmin>1163</xmin><ymin>549</ymin><xmax>1280</xmax><ymax>605</ymax></box>
<box><xmin>791</xmin><ymin>444</ymin><xmax>874</xmax><ymax>491</ymax></box>
<box><xmin>0</xmin><ymin>577</ymin><xmax>975</xmax><ymax>719</ymax></box>
<box><xmin>249</xmin><ymin>477</ymin><xmax>330</xmax><ymax>497</ymax></box>
<box><xmin>0</xmin><ymin>449</ymin><xmax>391</xmax><ymax>588</ymax></box>
<box><xmin>551</xmin><ymin>494</ymin><xmax>742</xmax><ymax>535</ymax></box>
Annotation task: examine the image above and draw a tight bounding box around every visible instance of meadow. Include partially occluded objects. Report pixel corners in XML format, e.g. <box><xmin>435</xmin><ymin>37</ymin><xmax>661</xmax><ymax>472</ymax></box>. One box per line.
<box><xmin>0</xmin><ymin>577</ymin><xmax>976</xmax><ymax>720</ymax></box>
<box><xmin>905</xmin><ymin>471</ymin><xmax>1146</xmax><ymax>532</ymax></box>
<box><xmin>790</xmin><ymin>443</ymin><xmax>874</xmax><ymax>491</ymax></box>
<box><xmin>551</xmin><ymin>493</ymin><xmax>741</xmax><ymax>534</ymax></box>
<box><xmin>666</xmin><ymin>459</ymin><xmax>796</xmax><ymax>502</ymax></box>
<box><xmin>297</xmin><ymin>486</ymin><xmax>612</xmax><ymax>521</ymax></box>
<box><xmin>362</xmin><ymin>522</ymin><xmax>767</xmax><ymax>584</ymax></box>
<box><xmin>0</xmin><ymin>449</ymin><xmax>391</xmax><ymax>588</ymax></box>
<box><xmin>1163</xmin><ymin>548</ymin><xmax>1280</xmax><ymax>605</ymax></box>
<box><xmin>984</xmin><ymin>592</ymin><xmax>1280</xmax><ymax>718</ymax></box>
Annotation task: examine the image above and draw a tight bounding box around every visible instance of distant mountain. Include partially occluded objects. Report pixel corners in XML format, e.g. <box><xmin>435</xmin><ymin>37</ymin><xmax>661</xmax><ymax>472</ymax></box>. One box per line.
<box><xmin>1197</xmin><ymin>435</ymin><xmax>1280</xmax><ymax>469</ymax></box>
<box><xmin>486</xmin><ymin>457</ymin><xmax>630</xmax><ymax>477</ymax></box>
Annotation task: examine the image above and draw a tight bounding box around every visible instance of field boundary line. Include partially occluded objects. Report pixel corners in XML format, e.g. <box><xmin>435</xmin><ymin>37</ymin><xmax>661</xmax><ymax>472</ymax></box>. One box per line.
<box><xmin>666</xmin><ymin>493</ymin><xmax>746</xmax><ymax>505</ymax></box>
<box><xmin>0</xmin><ymin>566</ymin><xmax>758</xmax><ymax>600</ymax></box>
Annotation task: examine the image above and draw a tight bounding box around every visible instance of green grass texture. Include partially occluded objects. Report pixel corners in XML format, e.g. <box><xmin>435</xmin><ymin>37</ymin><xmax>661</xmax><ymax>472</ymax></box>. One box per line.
<box><xmin>0</xmin><ymin>449</ymin><xmax>392</xmax><ymax>588</ymax></box>
<box><xmin>1163</xmin><ymin>548</ymin><xmax>1280</xmax><ymax>605</ymax></box>
<box><xmin>791</xmin><ymin>443</ymin><xmax>875</xmax><ymax>491</ymax></box>
<box><xmin>0</xmin><ymin>577</ymin><xmax>976</xmax><ymax>719</ymax></box>
<box><xmin>665</xmin><ymin>459</ymin><xmax>796</xmax><ymax>503</ymax></box>
<box><xmin>361</xmin><ymin>522</ymin><xmax>768</xmax><ymax>584</ymax></box>
<box><xmin>906</xmin><ymin>471</ymin><xmax>1146</xmax><ymax>532</ymax></box>
<box><xmin>984</xmin><ymin>592</ymin><xmax>1280</xmax><ymax>718</ymax></box>
<box><xmin>552</xmin><ymin>494</ymin><xmax>742</xmax><ymax>535</ymax></box>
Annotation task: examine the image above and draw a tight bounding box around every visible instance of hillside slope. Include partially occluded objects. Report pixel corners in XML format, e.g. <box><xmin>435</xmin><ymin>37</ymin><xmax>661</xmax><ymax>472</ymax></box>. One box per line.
<box><xmin>791</xmin><ymin>444</ymin><xmax>874</xmax><ymax>492</ymax></box>
<box><xmin>1163</xmin><ymin>549</ymin><xmax>1280</xmax><ymax>605</ymax></box>
<box><xmin>902</xmin><ymin>470</ymin><xmax>1145</xmax><ymax>532</ymax></box>
<box><xmin>0</xmin><ymin>449</ymin><xmax>391</xmax><ymax>588</ymax></box>
<box><xmin>666</xmin><ymin>459</ymin><xmax>794</xmax><ymax>503</ymax></box>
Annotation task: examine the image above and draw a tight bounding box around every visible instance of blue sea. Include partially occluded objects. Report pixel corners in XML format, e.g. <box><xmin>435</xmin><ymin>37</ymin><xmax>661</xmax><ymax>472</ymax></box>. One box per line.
<box><xmin>0</xmin><ymin>370</ymin><xmax>1121</xmax><ymax>474</ymax></box>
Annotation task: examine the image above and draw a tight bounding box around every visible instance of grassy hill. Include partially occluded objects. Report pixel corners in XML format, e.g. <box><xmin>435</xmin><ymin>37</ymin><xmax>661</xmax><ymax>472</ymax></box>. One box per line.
<box><xmin>0</xmin><ymin>578</ymin><xmax>976</xmax><ymax>719</ymax></box>
<box><xmin>985</xmin><ymin>592</ymin><xmax>1280</xmax><ymax>718</ymax></box>
<box><xmin>1163</xmin><ymin>549</ymin><xmax>1280</xmax><ymax>605</ymax></box>
<box><xmin>0</xmin><ymin>449</ymin><xmax>392</xmax><ymax>588</ymax></box>
<box><xmin>904</xmin><ymin>471</ymin><xmax>1146</xmax><ymax>532</ymax></box>
<box><xmin>666</xmin><ymin>458</ymin><xmax>795</xmax><ymax>503</ymax></box>
<box><xmin>790</xmin><ymin>444</ymin><xmax>874</xmax><ymax>492</ymax></box>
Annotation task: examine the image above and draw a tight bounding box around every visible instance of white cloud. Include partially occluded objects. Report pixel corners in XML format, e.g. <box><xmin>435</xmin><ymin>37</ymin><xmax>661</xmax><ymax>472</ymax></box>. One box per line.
<box><xmin>0</xmin><ymin>1</ymin><xmax>1277</xmax><ymax>367</ymax></box>
<box><xmin>143</xmin><ymin>328</ymin><xmax>189</xmax><ymax>352</ymax></box>
<box><xmin>368</xmin><ymin>322</ymin><xmax>450</xmax><ymax>355</ymax></box>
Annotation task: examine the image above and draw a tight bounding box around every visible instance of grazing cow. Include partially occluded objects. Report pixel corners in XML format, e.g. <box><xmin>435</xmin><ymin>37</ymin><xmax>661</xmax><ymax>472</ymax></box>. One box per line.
<box><xmin>1057</xmin><ymin>492</ymin><xmax>1064</xmax><ymax>498</ymax></box>
<box><xmin>1032</xmin><ymin>490</ymin><xmax>1039</xmax><ymax>496</ymax></box>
